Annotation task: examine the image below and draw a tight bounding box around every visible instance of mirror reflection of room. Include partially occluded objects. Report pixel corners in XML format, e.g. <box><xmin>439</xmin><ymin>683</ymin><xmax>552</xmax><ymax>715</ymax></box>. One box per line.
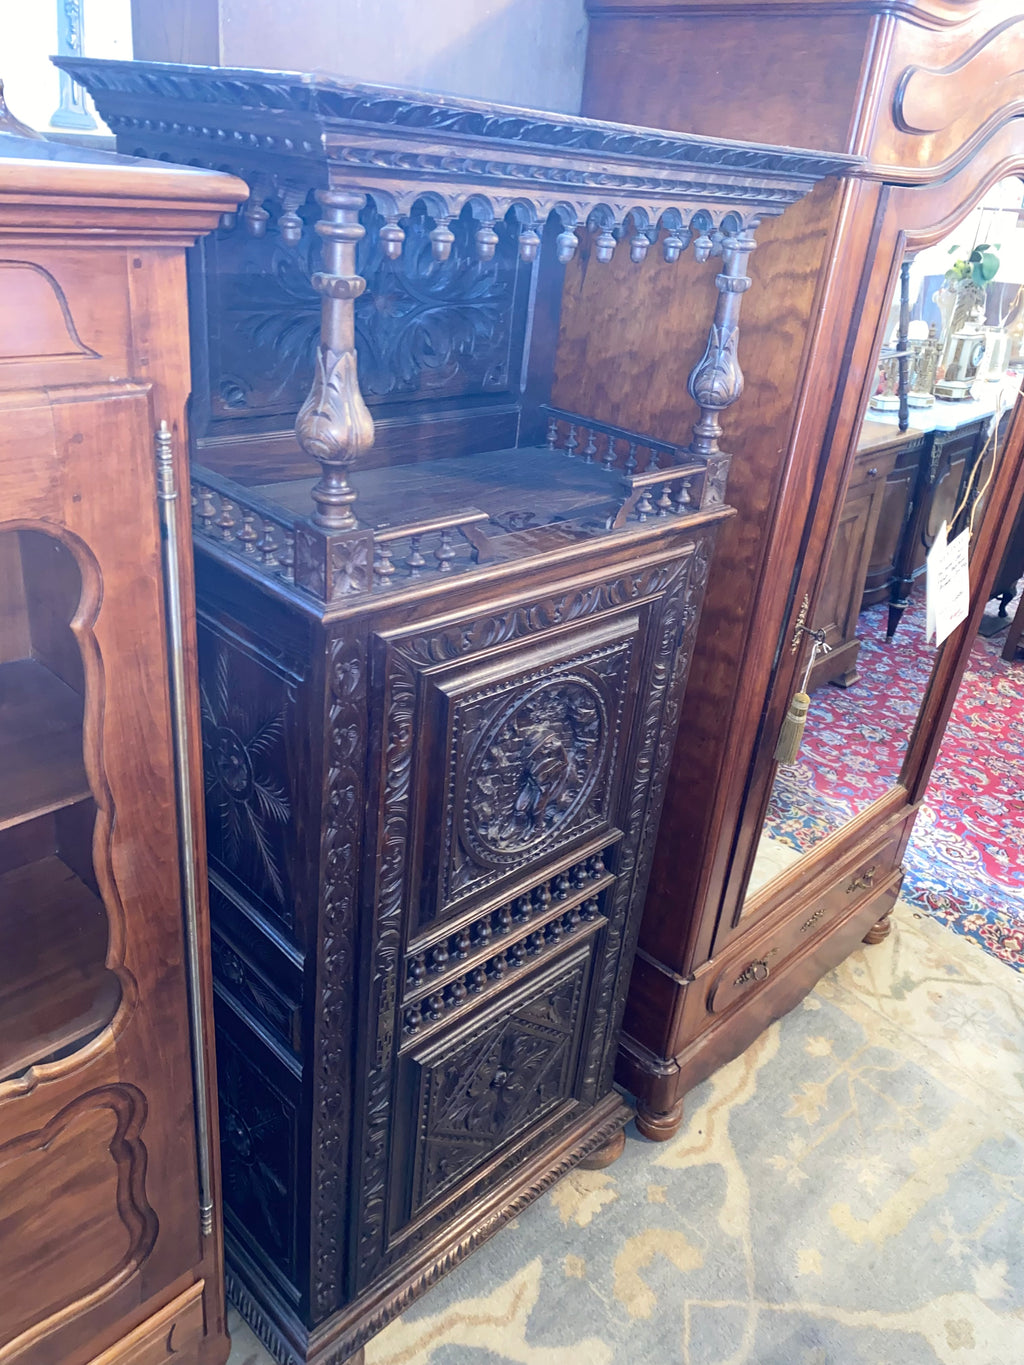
<box><xmin>751</xmin><ymin>175</ymin><xmax>1024</xmax><ymax>894</ymax></box>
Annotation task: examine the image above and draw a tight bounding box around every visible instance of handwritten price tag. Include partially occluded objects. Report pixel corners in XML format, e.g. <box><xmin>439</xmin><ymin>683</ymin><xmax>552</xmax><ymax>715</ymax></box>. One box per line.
<box><xmin>926</xmin><ymin>520</ymin><xmax>971</xmax><ymax>647</ymax></box>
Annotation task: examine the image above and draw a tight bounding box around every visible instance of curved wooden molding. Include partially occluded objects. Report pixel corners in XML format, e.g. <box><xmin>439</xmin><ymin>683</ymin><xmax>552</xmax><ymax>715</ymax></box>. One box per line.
<box><xmin>895</xmin><ymin>16</ymin><xmax>1024</xmax><ymax>135</ymax></box>
<box><xmin>0</xmin><ymin>260</ymin><xmax>100</xmax><ymax>362</ymax></box>
<box><xmin>0</xmin><ymin>1085</ymin><xmax>157</xmax><ymax>1362</ymax></box>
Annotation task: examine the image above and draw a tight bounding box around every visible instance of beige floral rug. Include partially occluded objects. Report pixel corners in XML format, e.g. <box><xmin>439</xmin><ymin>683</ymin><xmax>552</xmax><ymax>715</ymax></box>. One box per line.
<box><xmin>228</xmin><ymin>904</ymin><xmax>1024</xmax><ymax>1364</ymax></box>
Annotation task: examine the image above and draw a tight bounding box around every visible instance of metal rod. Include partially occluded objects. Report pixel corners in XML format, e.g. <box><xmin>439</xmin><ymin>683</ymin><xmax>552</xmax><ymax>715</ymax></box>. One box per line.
<box><xmin>897</xmin><ymin>259</ymin><xmax>911</xmax><ymax>434</ymax></box>
<box><xmin>155</xmin><ymin>419</ymin><xmax>215</xmax><ymax>1238</ymax></box>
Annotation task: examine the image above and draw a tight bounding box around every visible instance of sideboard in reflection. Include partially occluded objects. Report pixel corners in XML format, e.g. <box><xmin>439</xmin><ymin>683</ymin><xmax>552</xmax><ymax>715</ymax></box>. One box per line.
<box><xmin>810</xmin><ymin>399</ymin><xmax>1013</xmax><ymax>691</ymax></box>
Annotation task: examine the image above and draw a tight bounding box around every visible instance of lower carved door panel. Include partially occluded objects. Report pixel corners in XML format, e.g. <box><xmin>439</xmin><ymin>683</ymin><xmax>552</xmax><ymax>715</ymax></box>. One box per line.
<box><xmin>390</xmin><ymin>941</ymin><xmax>595</xmax><ymax>1245</ymax></box>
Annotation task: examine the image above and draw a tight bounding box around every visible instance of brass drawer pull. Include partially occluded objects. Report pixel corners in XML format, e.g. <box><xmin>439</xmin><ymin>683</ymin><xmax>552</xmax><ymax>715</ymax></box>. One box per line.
<box><xmin>734</xmin><ymin>957</ymin><xmax>771</xmax><ymax>987</ymax></box>
<box><xmin>846</xmin><ymin>864</ymin><xmax>877</xmax><ymax>894</ymax></box>
<box><xmin>800</xmin><ymin>905</ymin><xmax>827</xmax><ymax>934</ymax></box>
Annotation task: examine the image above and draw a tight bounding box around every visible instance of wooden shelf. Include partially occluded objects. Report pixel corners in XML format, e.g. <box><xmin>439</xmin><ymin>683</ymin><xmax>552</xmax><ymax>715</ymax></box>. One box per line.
<box><xmin>0</xmin><ymin>855</ymin><xmax>119</xmax><ymax>1081</ymax></box>
<box><xmin>0</xmin><ymin>657</ymin><xmax>91</xmax><ymax>832</ymax></box>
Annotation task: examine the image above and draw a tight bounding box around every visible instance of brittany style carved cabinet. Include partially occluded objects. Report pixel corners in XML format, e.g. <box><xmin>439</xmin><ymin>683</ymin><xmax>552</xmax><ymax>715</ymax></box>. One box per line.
<box><xmin>0</xmin><ymin>106</ymin><xmax>244</xmax><ymax>1364</ymax></box>
<box><xmin>583</xmin><ymin>0</ymin><xmax>1024</xmax><ymax>1139</ymax></box>
<box><xmin>64</xmin><ymin>58</ymin><xmax>845</xmax><ymax>1365</ymax></box>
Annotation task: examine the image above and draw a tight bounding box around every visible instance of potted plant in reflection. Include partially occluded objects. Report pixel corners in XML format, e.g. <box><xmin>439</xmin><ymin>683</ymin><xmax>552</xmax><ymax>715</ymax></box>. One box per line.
<box><xmin>934</xmin><ymin>243</ymin><xmax>1002</xmax><ymax>398</ymax></box>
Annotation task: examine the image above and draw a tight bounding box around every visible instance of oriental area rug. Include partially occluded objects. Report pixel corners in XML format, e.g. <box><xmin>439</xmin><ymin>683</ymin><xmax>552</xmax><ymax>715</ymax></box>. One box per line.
<box><xmin>766</xmin><ymin>598</ymin><xmax>1024</xmax><ymax>971</ymax></box>
<box><xmin>228</xmin><ymin>905</ymin><xmax>1024</xmax><ymax>1365</ymax></box>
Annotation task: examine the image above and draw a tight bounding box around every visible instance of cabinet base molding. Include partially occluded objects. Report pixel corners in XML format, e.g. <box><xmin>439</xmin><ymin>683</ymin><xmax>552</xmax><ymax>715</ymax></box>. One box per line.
<box><xmin>227</xmin><ymin>1096</ymin><xmax>629</xmax><ymax>1365</ymax></box>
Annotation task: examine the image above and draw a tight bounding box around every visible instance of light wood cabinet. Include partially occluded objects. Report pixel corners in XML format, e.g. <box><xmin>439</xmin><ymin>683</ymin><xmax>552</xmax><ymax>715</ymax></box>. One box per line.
<box><xmin>0</xmin><ymin>130</ymin><xmax>243</xmax><ymax>1364</ymax></box>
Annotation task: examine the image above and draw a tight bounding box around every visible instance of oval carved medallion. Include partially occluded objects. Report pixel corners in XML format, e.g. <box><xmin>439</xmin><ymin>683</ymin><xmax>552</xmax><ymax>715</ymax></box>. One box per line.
<box><xmin>464</xmin><ymin>677</ymin><xmax>606</xmax><ymax>861</ymax></box>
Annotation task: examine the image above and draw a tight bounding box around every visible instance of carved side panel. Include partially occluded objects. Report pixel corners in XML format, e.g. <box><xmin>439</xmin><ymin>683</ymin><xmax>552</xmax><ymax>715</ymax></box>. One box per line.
<box><xmin>211</xmin><ymin>927</ymin><xmax>302</xmax><ymax>1055</ymax></box>
<box><xmin>198</xmin><ymin>624</ymin><xmax>298</xmax><ymax>933</ymax></box>
<box><xmin>407</xmin><ymin>949</ymin><xmax>588</xmax><ymax>1218</ymax></box>
<box><xmin>0</xmin><ymin>1086</ymin><xmax>156</xmax><ymax>1353</ymax></box>
<box><xmin>581</xmin><ymin>535</ymin><xmax>713</xmax><ymax>1102</ymax></box>
<box><xmin>216</xmin><ymin>1025</ymin><xmax>299</xmax><ymax>1289</ymax></box>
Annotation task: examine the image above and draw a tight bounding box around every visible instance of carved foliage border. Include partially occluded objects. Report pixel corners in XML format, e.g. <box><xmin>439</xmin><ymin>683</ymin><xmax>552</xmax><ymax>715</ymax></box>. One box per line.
<box><xmin>584</xmin><ymin>533</ymin><xmax>714</xmax><ymax>1102</ymax></box>
<box><xmin>354</xmin><ymin>558</ymin><xmax>687</xmax><ymax>1288</ymax></box>
<box><xmin>310</xmin><ymin>628</ymin><xmax>369</xmax><ymax>1319</ymax></box>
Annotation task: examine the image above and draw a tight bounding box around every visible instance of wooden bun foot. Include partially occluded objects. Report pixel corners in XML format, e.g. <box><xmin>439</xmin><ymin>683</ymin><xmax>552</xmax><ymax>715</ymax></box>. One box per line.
<box><xmin>578</xmin><ymin>1127</ymin><xmax>626</xmax><ymax>1170</ymax></box>
<box><xmin>635</xmin><ymin>1098</ymin><xmax>684</xmax><ymax>1142</ymax></box>
<box><xmin>863</xmin><ymin>912</ymin><xmax>893</xmax><ymax>946</ymax></box>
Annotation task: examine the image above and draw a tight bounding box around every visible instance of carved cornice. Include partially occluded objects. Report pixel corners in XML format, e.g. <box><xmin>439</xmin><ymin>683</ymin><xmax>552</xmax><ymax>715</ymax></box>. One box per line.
<box><xmin>55</xmin><ymin>57</ymin><xmax>858</xmax><ymax>216</ymax></box>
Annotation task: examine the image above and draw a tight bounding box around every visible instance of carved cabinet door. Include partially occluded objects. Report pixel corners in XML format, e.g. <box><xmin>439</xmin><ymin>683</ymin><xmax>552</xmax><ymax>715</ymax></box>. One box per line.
<box><xmin>351</xmin><ymin>546</ymin><xmax>703</xmax><ymax>1287</ymax></box>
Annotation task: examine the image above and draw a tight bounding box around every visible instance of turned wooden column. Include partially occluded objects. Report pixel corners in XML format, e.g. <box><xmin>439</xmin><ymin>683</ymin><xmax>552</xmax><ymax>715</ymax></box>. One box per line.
<box><xmin>297</xmin><ymin>189</ymin><xmax>375</xmax><ymax>530</ymax></box>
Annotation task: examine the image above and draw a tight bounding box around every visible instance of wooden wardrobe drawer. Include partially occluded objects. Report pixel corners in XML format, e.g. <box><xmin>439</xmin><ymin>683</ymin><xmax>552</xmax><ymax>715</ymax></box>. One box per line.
<box><xmin>85</xmin><ymin>1283</ymin><xmax>205</xmax><ymax>1365</ymax></box>
<box><xmin>709</xmin><ymin>837</ymin><xmax>902</xmax><ymax>1015</ymax></box>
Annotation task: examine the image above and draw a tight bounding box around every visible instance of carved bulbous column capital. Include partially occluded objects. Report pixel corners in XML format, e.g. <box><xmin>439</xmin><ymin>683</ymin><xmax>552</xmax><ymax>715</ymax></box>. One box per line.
<box><xmin>686</xmin><ymin>231</ymin><xmax>758</xmax><ymax>466</ymax></box>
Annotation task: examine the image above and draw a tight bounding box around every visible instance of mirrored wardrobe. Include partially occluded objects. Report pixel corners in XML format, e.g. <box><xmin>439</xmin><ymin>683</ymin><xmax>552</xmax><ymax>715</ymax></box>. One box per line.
<box><xmin>582</xmin><ymin>0</ymin><xmax>1024</xmax><ymax>1139</ymax></box>
<box><xmin>755</xmin><ymin>177</ymin><xmax>1023</xmax><ymax>897</ymax></box>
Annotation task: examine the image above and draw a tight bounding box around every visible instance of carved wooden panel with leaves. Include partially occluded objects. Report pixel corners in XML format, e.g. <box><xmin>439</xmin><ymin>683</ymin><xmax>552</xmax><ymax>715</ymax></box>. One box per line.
<box><xmin>196</xmin><ymin>199</ymin><xmax>527</xmax><ymax>433</ymax></box>
<box><xmin>402</xmin><ymin>946</ymin><xmax>589</xmax><ymax>1222</ymax></box>
<box><xmin>198</xmin><ymin>625</ymin><xmax>298</xmax><ymax>933</ymax></box>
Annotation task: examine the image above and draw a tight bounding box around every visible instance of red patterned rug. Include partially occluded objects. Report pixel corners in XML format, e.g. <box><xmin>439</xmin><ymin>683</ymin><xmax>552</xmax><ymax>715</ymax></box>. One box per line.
<box><xmin>766</xmin><ymin>597</ymin><xmax>1024</xmax><ymax>970</ymax></box>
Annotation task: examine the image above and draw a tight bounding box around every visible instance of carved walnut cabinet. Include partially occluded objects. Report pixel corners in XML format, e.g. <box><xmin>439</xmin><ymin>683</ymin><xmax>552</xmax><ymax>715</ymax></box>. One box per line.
<box><xmin>64</xmin><ymin>59</ymin><xmax>845</xmax><ymax>1365</ymax></box>
<box><xmin>0</xmin><ymin>115</ymin><xmax>244</xmax><ymax>1363</ymax></box>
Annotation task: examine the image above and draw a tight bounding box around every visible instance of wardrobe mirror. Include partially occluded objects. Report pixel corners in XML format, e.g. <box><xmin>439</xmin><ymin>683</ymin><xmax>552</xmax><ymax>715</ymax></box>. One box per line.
<box><xmin>747</xmin><ymin>174</ymin><xmax>1024</xmax><ymax>899</ymax></box>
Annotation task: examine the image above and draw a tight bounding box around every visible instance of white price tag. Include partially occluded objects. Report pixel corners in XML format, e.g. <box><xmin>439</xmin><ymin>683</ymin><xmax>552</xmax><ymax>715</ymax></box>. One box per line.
<box><xmin>926</xmin><ymin>520</ymin><xmax>971</xmax><ymax>647</ymax></box>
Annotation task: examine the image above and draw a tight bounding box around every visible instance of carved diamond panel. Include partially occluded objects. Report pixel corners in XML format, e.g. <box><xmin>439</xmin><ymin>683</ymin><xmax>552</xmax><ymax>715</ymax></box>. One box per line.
<box><xmin>409</xmin><ymin>949</ymin><xmax>588</xmax><ymax>1215</ymax></box>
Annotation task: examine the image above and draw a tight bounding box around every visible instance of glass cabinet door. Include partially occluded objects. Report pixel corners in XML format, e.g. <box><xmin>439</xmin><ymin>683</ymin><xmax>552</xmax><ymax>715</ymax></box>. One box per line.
<box><xmin>0</xmin><ymin>527</ymin><xmax>120</xmax><ymax>1081</ymax></box>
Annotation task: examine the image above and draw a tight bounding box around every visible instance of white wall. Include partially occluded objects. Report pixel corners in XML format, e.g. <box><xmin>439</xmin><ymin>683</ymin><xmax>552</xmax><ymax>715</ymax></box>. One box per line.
<box><xmin>219</xmin><ymin>0</ymin><xmax>589</xmax><ymax>114</ymax></box>
<box><xmin>1</xmin><ymin>0</ymin><xmax>132</xmax><ymax>134</ymax></box>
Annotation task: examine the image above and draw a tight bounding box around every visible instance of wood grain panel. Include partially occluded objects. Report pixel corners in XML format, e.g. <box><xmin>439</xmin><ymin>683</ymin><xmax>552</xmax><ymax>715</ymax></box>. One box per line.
<box><xmin>84</xmin><ymin>1282</ymin><xmax>206</xmax><ymax>1365</ymax></box>
<box><xmin>0</xmin><ymin>1087</ymin><xmax>156</xmax><ymax>1358</ymax></box>
<box><xmin>583</xmin><ymin>7</ymin><xmax>872</xmax><ymax>152</ymax></box>
<box><xmin>555</xmin><ymin>178</ymin><xmax>846</xmax><ymax>974</ymax></box>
